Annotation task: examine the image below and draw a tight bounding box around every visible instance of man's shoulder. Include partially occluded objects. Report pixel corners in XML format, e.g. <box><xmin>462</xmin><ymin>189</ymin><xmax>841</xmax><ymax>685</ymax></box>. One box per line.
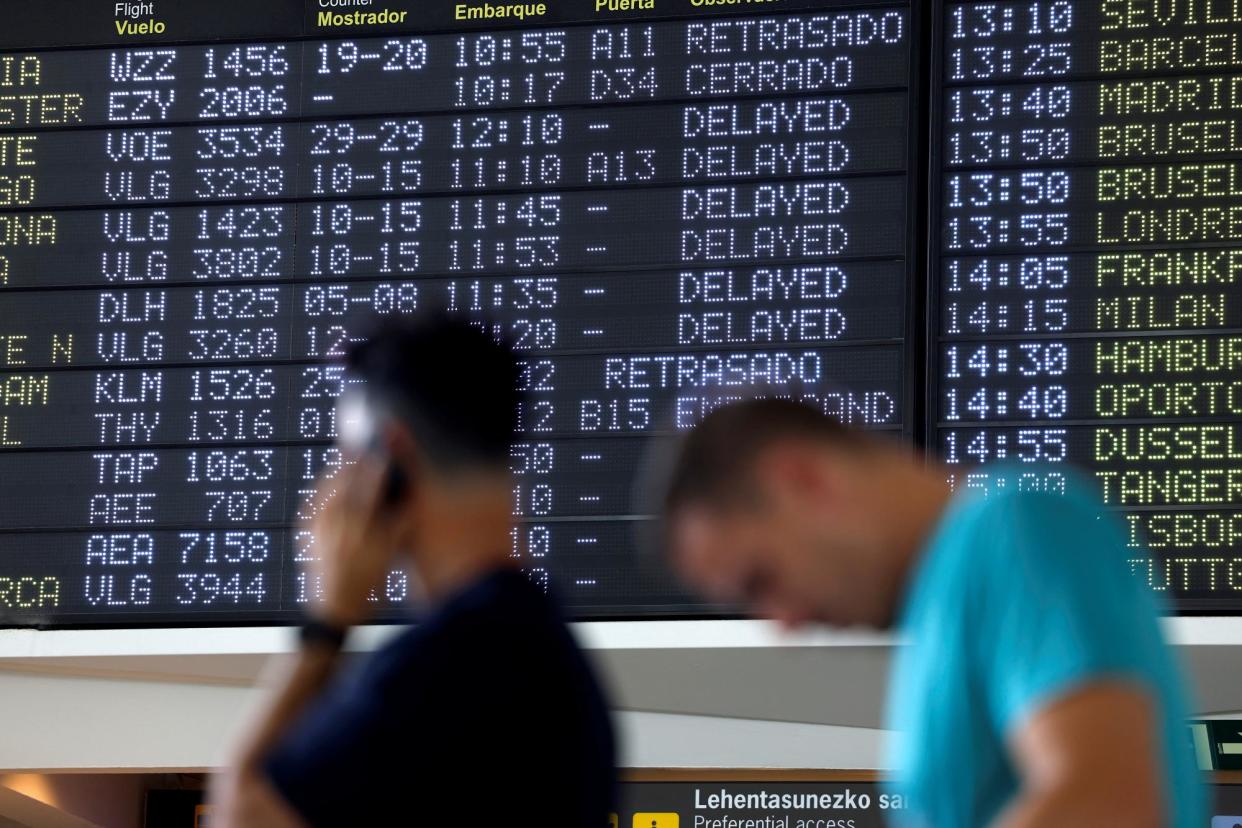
<box><xmin>366</xmin><ymin>572</ymin><xmax>582</xmax><ymax>682</ymax></box>
<box><xmin>935</xmin><ymin>471</ymin><xmax>1162</xmax><ymax>635</ymax></box>
<box><xmin>912</xmin><ymin>470</ymin><xmax>1130</xmax><ymax>621</ymax></box>
<box><xmin>957</xmin><ymin>463</ymin><xmax>1101</xmax><ymax>519</ymax></box>
<box><xmin>442</xmin><ymin>570</ymin><xmax>575</xmax><ymax>650</ymax></box>
<box><xmin>949</xmin><ymin>470</ymin><xmax>1107</xmax><ymax>553</ymax></box>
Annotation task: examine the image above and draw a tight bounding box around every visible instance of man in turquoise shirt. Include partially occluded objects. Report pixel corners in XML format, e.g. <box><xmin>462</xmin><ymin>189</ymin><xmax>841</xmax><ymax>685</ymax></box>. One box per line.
<box><xmin>658</xmin><ymin>398</ymin><xmax>1205</xmax><ymax>827</ymax></box>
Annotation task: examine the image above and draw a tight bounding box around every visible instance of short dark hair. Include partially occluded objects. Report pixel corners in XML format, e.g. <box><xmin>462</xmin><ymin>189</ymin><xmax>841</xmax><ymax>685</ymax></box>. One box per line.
<box><xmin>662</xmin><ymin>398</ymin><xmax>863</xmax><ymax>514</ymax></box>
<box><xmin>345</xmin><ymin>314</ymin><xmax>522</xmax><ymax>470</ymax></box>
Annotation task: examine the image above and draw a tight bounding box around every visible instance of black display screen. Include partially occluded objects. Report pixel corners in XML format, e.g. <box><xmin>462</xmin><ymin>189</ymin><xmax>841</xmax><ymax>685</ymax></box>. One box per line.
<box><xmin>0</xmin><ymin>0</ymin><xmax>918</xmax><ymax>624</ymax></box>
<box><xmin>933</xmin><ymin>0</ymin><xmax>1242</xmax><ymax>612</ymax></box>
<box><xmin>14</xmin><ymin>0</ymin><xmax>1242</xmax><ymax>626</ymax></box>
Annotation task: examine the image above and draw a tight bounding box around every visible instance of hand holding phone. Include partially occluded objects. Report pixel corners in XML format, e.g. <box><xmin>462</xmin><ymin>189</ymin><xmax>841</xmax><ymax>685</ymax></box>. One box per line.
<box><xmin>338</xmin><ymin>390</ymin><xmax>408</xmax><ymax>506</ymax></box>
<box><xmin>305</xmin><ymin>457</ymin><xmax>404</xmax><ymax>626</ymax></box>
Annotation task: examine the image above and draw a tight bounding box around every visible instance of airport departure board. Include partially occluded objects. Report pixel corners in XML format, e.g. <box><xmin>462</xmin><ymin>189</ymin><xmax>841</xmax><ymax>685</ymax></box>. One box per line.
<box><xmin>0</xmin><ymin>0</ymin><xmax>919</xmax><ymax>624</ymax></box>
<box><xmin>4</xmin><ymin>0</ymin><xmax>1242</xmax><ymax>627</ymax></box>
<box><xmin>933</xmin><ymin>0</ymin><xmax>1242</xmax><ymax>612</ymax></box>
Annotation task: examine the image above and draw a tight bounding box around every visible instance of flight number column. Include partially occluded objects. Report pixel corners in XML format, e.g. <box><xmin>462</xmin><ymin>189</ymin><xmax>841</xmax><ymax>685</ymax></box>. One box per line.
<box><xmin>0</xmin><ymin>40</ymin><xmax>309</xmax><ymax>620</ymax></box>
<box><xmin>98</xmin><ymin>42</ymin><xmax>305</xmax><ymax>615</ymax></box>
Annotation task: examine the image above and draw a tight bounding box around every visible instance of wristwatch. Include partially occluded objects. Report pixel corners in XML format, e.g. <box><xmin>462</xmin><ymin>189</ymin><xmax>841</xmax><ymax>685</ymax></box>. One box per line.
<box><xmin>298</xmin><ymin>616</ymin><xmax>349</xmax><ymax>651</ymax></box>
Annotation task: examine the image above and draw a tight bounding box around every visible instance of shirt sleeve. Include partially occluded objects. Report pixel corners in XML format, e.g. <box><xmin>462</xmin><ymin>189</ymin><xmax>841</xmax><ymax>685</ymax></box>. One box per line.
<box><xmin>968</xmin><ymin>485</ymin><xmax>1167</xmax><ymax>735</ymax></box>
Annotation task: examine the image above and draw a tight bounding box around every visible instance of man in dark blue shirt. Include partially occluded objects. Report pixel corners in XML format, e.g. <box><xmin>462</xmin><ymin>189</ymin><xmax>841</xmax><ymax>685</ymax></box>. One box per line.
<box><xmin>211</xmin><ymin>317</ymin><xmax>616</xmax><ymax>827</ymax></box>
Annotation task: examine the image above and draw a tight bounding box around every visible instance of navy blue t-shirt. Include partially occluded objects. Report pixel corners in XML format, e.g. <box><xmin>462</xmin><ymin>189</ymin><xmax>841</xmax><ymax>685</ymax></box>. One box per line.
<box><xmin>265</xmin><ymin>569</ymin><xmax>617</xmax><ymax>826</ymax></box>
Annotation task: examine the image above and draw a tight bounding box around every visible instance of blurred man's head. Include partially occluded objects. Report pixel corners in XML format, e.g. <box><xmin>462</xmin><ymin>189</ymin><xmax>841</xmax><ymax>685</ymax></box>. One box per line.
<box><xmin>343</xmin><ymin>315</ymin><xmax>521</xmax><ymax>571</ymax></box>
<box><xmin>661</xmin><ymin>399</ymin><xmax>949</xmax><ymax>630</ymax></box>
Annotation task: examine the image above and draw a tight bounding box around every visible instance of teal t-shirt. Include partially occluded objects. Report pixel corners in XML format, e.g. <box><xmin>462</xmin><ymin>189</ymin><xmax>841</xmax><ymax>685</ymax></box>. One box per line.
<box><xmin>884</xmin><ymin>471</ymin><xmax>1205</xmax><ymax>827</ymax></box>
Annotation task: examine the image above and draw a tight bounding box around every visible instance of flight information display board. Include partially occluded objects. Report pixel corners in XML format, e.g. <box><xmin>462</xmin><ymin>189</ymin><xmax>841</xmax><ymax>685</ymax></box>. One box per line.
<box><xmin>0</xmin><ymin>0</ymin><xmax>919</xmax><ymax>624</ymax></box>
<box><xmin>933</xmin><ymin>0</ymin><xmax>1242</xmax><ymax>611</ymax></box>
<box><xmin>10</xmin><ymin>0</ymin><xmax>1242</xmax><ymax>627</ymax></box>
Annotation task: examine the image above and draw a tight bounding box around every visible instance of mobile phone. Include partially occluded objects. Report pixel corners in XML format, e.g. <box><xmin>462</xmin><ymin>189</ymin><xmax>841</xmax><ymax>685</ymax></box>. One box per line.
<box><xmin>337</xmin><ymin>390</ymin><xmax>408</xmax><ymax>506</ymax></box>
<box><xmin>379</xmin><ymin>460</ymin><xmax>408</xmax><ymax>505</ymax></box>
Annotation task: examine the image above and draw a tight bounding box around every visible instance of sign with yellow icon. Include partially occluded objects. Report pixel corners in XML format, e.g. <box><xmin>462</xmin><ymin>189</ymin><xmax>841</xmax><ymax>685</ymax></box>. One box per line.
<box><xmin>632</xmin><ymin>814</ymin><xmax>679</xmax><ymax>828</ymax></box>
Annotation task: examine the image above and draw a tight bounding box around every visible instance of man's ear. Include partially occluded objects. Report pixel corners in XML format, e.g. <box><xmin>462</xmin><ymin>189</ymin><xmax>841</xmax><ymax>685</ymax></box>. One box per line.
<box><xmin>754</xmin><ymin>441</ymin><xmax>835</xmax><ymax>506</ymax></box>
<box><xmin>383</xmin><ymin>421</ymin><xmax>417</xmax><ymax>464</ymax></box>
<box><xmin>383</xmin><ymin>421</ymin><xmax>422</xmax><ymax>501</ymax></box>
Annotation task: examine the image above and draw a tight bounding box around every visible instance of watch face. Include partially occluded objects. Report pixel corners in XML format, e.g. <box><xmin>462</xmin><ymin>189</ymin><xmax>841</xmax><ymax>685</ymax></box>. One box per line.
<box><xmin>300</xmin><ymin>618</ymin><xmax>348</xmax><ymax>649</ymax></box>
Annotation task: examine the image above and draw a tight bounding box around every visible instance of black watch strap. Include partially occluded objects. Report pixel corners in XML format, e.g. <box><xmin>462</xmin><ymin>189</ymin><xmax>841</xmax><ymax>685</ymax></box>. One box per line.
<box><xmin>299</xmin><ymin>616</ymin><xmax>349</xmax><ymax>651</ymax></box>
